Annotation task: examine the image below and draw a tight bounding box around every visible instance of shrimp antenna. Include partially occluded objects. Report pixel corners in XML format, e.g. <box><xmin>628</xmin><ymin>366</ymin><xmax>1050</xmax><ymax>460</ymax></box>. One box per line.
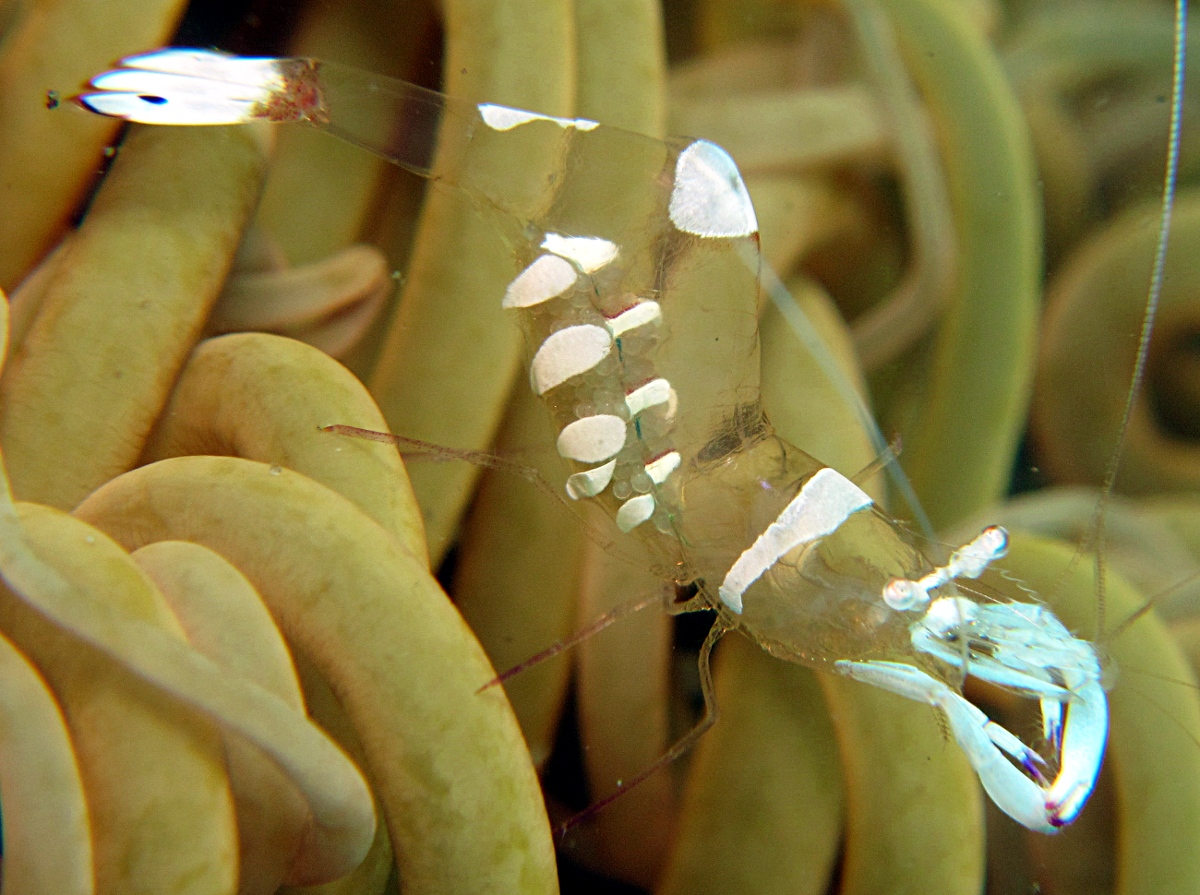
<box><xmin>759</xmin><ymin>264</ymin><xmax>936</xmax><ymax>541</ymax></box>
<box><xmin>1090</xmin><ymin>0</ymin><xmax>1188</xmax><ymax>638</ymax></box>
<box><xmin>477</xmin><ymin>589</ymin><xmax>665</xmax><ymax>692</ymax></box>
<box><xmin>321</xmin><ymin>424</ymin><xmax>659</xmax><ymax>575</ymax></box>
<box><xmin>756</xmin><ymin>0</ymin><xmax>952</xmax><ymax>544</ymax></box>
<box><xmin>556</xmin><ymin>618</ymin><xmax>731</xmax><ymax>842</ymax></box>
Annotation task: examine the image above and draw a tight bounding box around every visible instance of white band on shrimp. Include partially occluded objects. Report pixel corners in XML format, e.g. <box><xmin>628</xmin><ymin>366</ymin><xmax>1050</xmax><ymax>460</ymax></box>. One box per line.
<box><xmin>718</xmin><ymin>468</ymin><xmax>874</xmax><ymax>613</ymax></box>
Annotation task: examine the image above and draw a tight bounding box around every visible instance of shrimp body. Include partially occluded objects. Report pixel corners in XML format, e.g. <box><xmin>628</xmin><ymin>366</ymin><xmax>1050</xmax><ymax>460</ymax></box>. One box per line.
<box><xmin>76</xmin><ymin>48</ymin><xmax>1108</xmax><ymax>833</ymax></box>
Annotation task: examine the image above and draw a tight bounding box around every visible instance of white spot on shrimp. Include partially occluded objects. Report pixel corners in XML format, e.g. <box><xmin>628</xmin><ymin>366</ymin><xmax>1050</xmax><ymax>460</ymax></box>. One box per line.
<box><xmin>503</xmin><ymin>254</ymin><xmax>578</xmax><ymax>308</ymax></box>
<box><xmin>669</xmin><ymin>140</ymin><xmax>758</xmax><ymax>238</ymax></box>
<box><xmin>644</xmin><ymin>451</ymin><xmax>681</xmax><ymax>485</ymax></box>
<box><xmin>565</xmin><ymin>459</ymin><xmax>617</xmax><ymax>499</ymax></box>
<box><xmin>541</xmin><ymin>233</ymin><xmax>619</xmax><ymax>273</ymax></box>
<box><xmin>530</xmin><ymin>325</ymin><xmax>612</xmax><ymax>395</ymax></box>
<box><xmin>616</xmin><ymin>493</ymin><xmax>656</xmax><ymax>532</ymax></box>
<box><xmin>606</xmin><ymin>301</ymin><xmax>662</xmax><ymax>337</ymax></box>
<box><xmin>624</xmin><ymin>378</ymin><xmax>673</xmax><ymax>417</ymax></box>
<box><xmin>557</xmin><ymin>414</ymin><xmax>628</xmax><ymax>463</ymax></box>
<box><xmin>478</xmin><ymin>104</ymin><xmax>599</xmax><ymax>132</ymax></box>
<box><xmin>81</xmin><ymin>50</ymin><xmax>288</xmax><ymax>125</ymax></box>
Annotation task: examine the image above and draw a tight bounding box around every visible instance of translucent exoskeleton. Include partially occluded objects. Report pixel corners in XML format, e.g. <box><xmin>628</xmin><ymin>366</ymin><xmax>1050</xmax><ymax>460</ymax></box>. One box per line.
<box><xmin>75</xmin><ymin>47</ymin><xmax>1111</xmax><ymax>833</ymax></box>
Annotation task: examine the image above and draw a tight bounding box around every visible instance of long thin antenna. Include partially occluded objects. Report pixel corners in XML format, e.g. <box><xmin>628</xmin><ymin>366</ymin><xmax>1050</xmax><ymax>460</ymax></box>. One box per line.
<box><xmin>322</xmin><ymin>425</ymin><xmax>655</xmax><ymax>574</ymax></box>
<box><xmin>477</xmin><ymin>590</ymin><xmax>664</xmax><ymax>692</ymax></box>
<box><xmin>760</xmin><ymin>264</ymin><xmax>937</xmax><ymax>540</ymax></box>
<box><xmin>1092</xmin><ymin>0</ymin><xmax>1188</xmax><ymax>637</ymax></box>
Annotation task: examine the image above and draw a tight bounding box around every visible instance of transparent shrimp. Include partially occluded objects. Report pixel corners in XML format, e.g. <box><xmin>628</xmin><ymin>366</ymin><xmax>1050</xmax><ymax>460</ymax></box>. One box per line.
<box><xmin>75</xmin><ymin>47</ymin><xmax>1111</xmax><ymax>833</ymax></box>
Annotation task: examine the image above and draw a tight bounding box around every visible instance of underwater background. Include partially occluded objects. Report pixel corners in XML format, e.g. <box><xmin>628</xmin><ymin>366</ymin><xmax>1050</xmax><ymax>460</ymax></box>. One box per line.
<box><xmin>0</xmin><ymin>0</ymin><xmax>1197</xmax><ymax>892</ymax></box>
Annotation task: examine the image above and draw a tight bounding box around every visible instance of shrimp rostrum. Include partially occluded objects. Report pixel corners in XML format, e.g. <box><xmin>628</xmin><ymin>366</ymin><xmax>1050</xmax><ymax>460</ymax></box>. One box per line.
<box><xmin>78</xmin><ymin>48</ymin><xmax>1107</xmax><ymax>834</ymax></box>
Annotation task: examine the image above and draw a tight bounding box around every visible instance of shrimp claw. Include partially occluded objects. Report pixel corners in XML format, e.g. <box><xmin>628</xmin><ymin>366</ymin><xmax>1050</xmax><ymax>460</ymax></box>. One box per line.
<box><xmin>837</xmin><ymin>595</ymin><xmax>1107</xmax><ymax>833</ymax></box>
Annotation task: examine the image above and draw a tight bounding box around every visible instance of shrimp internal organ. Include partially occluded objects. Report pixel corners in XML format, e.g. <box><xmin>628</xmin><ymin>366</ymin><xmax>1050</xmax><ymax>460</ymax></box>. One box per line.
<box><xmin>76</xmin><ymin>48</ymin><xmax>1107</xmax><ymax>834</ymax></box>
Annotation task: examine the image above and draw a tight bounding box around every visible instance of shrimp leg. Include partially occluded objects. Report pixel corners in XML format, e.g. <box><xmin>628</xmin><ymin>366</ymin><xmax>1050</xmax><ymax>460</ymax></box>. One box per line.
<box><xmin>559</xmin><ymin>617</ymin><xmax>731</xmax><ymax>839</ymax></box>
